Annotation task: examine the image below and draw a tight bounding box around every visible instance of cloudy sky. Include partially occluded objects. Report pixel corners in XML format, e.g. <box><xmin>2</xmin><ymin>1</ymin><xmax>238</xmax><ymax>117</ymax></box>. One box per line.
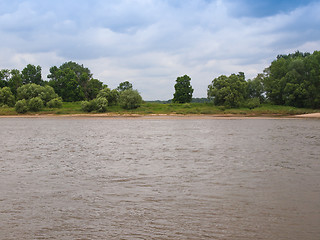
<box><xmin>1</xmin><ymin>0</ymin><xmax>319</xmax><ymax>100</ymax></box>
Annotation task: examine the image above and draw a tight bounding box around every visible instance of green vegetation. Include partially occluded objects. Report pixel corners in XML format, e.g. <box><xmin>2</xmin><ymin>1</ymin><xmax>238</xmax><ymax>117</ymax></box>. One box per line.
<box><xmin>173</xmin><ymin>75</ymin><xmax>193</xmax><ymax>103</ymax></box>
<box><xmin>0</xmin><ymin>50</ymin><xmax>319</xmax><ymax>116</ymax></box>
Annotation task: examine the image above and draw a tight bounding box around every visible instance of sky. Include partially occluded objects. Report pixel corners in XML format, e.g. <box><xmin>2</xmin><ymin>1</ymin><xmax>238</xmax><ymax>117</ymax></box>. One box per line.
<box><xmin>1</xmin><ymin>0</ymin><xmax>320</xmax><ymax>100</ymax></box>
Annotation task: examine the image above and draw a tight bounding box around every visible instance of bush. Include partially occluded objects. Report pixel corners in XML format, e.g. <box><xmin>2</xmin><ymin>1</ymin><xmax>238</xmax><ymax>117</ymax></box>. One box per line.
<box><xmin>81</xmin><ymin>97</ymin><xmax>108</xmax><ymax>112</ymax></box>
<box><xmin>97</xmin><ymin>88</ymin><xmax>119</xmax><ymax>106</ymax></box>
<box><xmin>81</xmin><ymin>100</ymin><xmax>97</xmax><ymax>112</ymax></box>
<box><xmin>119</xmin><ymin>89</ymin><xmax>143</xmax><ymax>109</ymax></box>
<box><xmin>95</xmin><ymin>97</ymin><xmax>108</xmax><ymax>112</ymax></box>
<box><xmin>28</xmin><ymin>97</ymin><xmax>44</xmax><ymax>112</ymax></box>
<box><xmin>0</xmin><ymin>87</ymin><xmax>15</xmax><ymax>107</ymax></box>
<box><xmin>15</xmin><ymin>99</ymin><xmax>28</xmax><ymax>113</ymax></box>
<box><xmin>243</xmin><ymin>98</ymin><xmax>261</xmax><ymax>109</ymax></box>
<box><xmin>47</xmin><ymin>97</ymin><xmax>63</xmax><ymax>108</ymax></box>
<box><xmin>17</xmin><ymin>83</ymin><xmax>58</xmax><ymax>105</ymax></box>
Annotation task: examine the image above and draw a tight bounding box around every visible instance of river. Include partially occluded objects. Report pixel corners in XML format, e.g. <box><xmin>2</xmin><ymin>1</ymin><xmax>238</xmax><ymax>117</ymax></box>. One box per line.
<box><xmin>0</xmin><ymin>117</ymin><xmax>319</xmax><ymax>239</ymax></box>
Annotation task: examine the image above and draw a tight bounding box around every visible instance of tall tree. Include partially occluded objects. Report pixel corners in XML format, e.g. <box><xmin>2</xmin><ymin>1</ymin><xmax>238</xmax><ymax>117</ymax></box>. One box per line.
<box><xmin>117</xmin><ymin>81</ymin><xmax>133</xmax><ymax>92</ymax></box>
<box><xmin>48</xmin><ymin>61</ymin><xmax>103</xmax><ymax>101</ymax></box>
<box><xmin>263</xmin><ymin>51</ymin><xmax>320</xmax><ymax>108</ymax></box>
<box><xmin>173</xmin><ymin>75</ymin><xmax>193</xmax><ymax>103</ymax></box>
<box><xmin>207</xmin><ymin>72</ymin><xmax>247</xmax><ymax>107</ymax></box>
<box><xmin>21</xmin><ymin>64</ymin><xmax>43</xmax><ymax>85</ymax></box>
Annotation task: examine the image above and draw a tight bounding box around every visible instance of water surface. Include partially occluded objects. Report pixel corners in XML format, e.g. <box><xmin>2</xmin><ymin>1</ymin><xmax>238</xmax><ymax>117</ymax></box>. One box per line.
<box><xmin>0</xmin><ymin>118</ymin><xmax>319</xmax><ymax>239</ymax></box>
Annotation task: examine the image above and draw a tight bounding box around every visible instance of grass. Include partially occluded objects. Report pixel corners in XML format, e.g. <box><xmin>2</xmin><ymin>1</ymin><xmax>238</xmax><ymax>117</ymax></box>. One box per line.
<box><xmin>0</xmin><ymin>102</ymin><xmax>318</xmax><ymax>116</ymax></box>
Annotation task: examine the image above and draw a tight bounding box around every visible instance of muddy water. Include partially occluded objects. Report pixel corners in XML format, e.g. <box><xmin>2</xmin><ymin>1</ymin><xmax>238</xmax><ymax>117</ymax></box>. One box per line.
<box><xmin>0</xmin><ymin>118</ymin><xmax>319</xmax><ymax>239</ymax></box>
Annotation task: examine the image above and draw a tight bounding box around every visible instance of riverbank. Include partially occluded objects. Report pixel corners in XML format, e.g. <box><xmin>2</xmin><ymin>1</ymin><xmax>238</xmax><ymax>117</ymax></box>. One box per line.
<box><xmin>0</xmin><ymin>102</ymin><xmax>319</xmax><ymax>119</ymax></box>
<box><xmin>1</xmin><ymin>112</ymin><xmax>319</xmax><ymax>119</ymax></box>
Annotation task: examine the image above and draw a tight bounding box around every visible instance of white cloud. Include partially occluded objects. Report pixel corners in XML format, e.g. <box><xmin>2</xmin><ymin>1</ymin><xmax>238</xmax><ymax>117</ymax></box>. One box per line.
<box><xmin>0</xmin><ymin>0</ymin><xmax>319</xmax><ymax>100</ymax></box>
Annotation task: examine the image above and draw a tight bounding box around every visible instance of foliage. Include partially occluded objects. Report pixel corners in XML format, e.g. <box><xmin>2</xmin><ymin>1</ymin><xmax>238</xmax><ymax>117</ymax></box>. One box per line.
<box><xmin>247</xmin><ymin>74</ymin><xmax>265</xmax><ymax>103</ymax></box>
<box><xmin>0</xmin><ymin>69</ymin><xmax>10</xmax><ymax>88</ymax></box>
<box><xmin>0</xmin><ymin>87</ymin><xmax>15</xmax><ymax>107</ymax></box>
<box><xmin>97</xmin><ymin>87</ymin><xmax>120</xmax><ymax>105</ymax></box>
<box><xmin>86</xmin><ymin>78</ymin><xmax>104</xmax><ymax>100</ymax></box>
<box><xmin>17</xmin><ymin>83</ymin><xmax>58</xmax><ymax>105</ymax></box>
<box><xmin>173</xmin><ymin>75</ymin><xmax>194</xmax><ymax>103</ymax></box>
<box><xmin>119</xmin><ymin>89</ymin><xmax>143</xmax><ymax>109</ymax></box>
<box><xmin>263</xmin><ymin>50</ymin><xmax>320</xmax><ymax>108</ymax></box>
<box><xmin>81</xmin><ymin>97</ymin><xmax>108</xmax><ymax>112</ymax></box>
<box><xmin>8</xmin><ymin>69</ymin><xmax>23</xmax><ymax>96</ymax></box>
<box><xmin>117</xmin><ymin>81</ymin><xmax>133</xmax><ymax>92</ymax></box>
<box><xmin>47</xmin><ymin>97</ymin><xmax>63</xmax><ymax>108</ymax></box>
<box><xmin>28</xmin><ymin>97</ymin><xmax>44</xmax><ymax>112</ymax></box>
<box><xmin>242</xmin><ymin>98</ymin><xmax>261</xmax><ymax>109</ymax></box>
<box><xmin>95</xmin><ymin>97</ymin><xmax>109</xmax><ymax>112</ymax></box>
<box><xmin>48</xmin><ymin>61</ymin><xmax>103</xmax><ymax>101</ymax></box>
<box><xmin>15</xmin><ymin>99</ymin><xmax>28</xmax><ymax>113</ymax></box>
<box><xmin>21</xmin><ymin>64</ymin><xmax>43</xmax><ymax>85</ymax></box>
<box><xmin>208</xmin><ymin>72</ymin><xmax>247</xmax><ymax>107</ymax></box>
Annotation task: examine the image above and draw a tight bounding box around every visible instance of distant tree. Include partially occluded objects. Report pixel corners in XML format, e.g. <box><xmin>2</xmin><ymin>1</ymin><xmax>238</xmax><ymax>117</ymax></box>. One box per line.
<box><xmin>21</xmin><ymin>64</ymin><xmax>43</xmax><ymax>85</ymax></box>
<box><xmin>86</xmin><ymin>78</ymin><xmax>104</xmax><ymax>100</ymax></box>
<box><xmin>263</xmin><ymin>50</ymin><xmax>320</xmax><ymax>108</ymax></box>
<box><xmin>247</xmin><ymin>74</ymin><xmax>265</xmax><ymax>103</ymax></box>
<box><xmin>173</xmin><ymin>75</ymin><xmax>193</xmax><ymax>103</ymax></box>
<box><xmin>207</xmin><ymin>72</ymin><xmax>247</xmax><ymax>107</ymax></box>
<box><xmin>119</xmin><ymin>89</ymin><xmax>143</xmax><ymax>109</ymax></box>
<box><xmin>48</xmin><ymin>67</ymin><xmax>85</xmax><ymax>102</ymax></box>
<box><xmin>48</xmin><ymin>61</ymin><xmax>103</xmax><ymax>101</ymax></box>
<box><xmin>117</xmin><ymin>81</ymin><xmax>133</xmax><ymax>92</ymax></box>
<box><xmin>8</xmin><ymin>69</ymin><xmax>23</xmax><ymax>96</ymax></box>
<box><xmin>0</xmin><ymin>69</ymin><xmax>10</xmax><ymax>88</ymax></box>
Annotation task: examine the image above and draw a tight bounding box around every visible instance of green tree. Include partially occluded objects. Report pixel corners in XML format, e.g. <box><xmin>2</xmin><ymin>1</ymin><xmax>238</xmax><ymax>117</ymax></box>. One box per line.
<box><xmin>173</xmin><ymin>75</ymin><xmax>193</xmax><ymax>103</ymax></box>
<box><xmin>0</xmin><ymin>69</ymin><xmax>10</xmax><ymax>88</ymax></box>
<box><xmin>0</xmin><ymin>87</ymin><xmax>15</xmax><ymax>107</ymax></box>
<box><xmin>119</xmin><ymin>89</ymin><xmax>143</xmax><ymax>109</ymax></box>
<box><xmin>48</xmin><ymin>61</ymin><xmax>102</xmax><ymax>101</ymax></box>
<box><xmin>117</xmin><ymin>81</ymin><xmax>133</xmax><ymax>92</ymax></box>
<box><xmin>8</xmin><ymin>69</ymin><xmax>23</xmax><ymax>96</ymax></box>
<box><xmin>263</xmin><ymin>51</ymin><xmax>320</xmax><ymax>108</ymax></box>
<box><xmin>21</xmin><ymin>64</ymin><xmax>43</xmax><ymax>85</ymax></box>
<box><xmin>48</xmin><ymin>67</ymin><xmax>85</xmax><ymax>102</ymax></box>
<box><xmin>247</xmin><ymin>74</ymin><xmax>265</xmax><ymax>103</ymax></box>
<box><xmin>86</xmin><ymin>78</ymin><xmax>104</xmax><ymax>100</ymax></box>
<box><xmin>207</xmin><ymin>72</ymin><xmax>247</xmax><ymax>107</ymax></box>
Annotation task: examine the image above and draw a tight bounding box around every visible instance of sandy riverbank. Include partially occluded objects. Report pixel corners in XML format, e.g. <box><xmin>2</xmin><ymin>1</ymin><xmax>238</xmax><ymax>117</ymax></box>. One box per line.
<box><xmin>1</xmin><ymin>112</ymin><xmax>319</xmax><ymax>119</ymax></box>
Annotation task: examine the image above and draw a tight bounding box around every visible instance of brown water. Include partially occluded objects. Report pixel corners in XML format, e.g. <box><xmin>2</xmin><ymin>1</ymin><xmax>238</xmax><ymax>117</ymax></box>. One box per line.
<box><xmin>0</xmin><ymin>118</ymin><xmax>319</xmax><ymax>240</ymax></box>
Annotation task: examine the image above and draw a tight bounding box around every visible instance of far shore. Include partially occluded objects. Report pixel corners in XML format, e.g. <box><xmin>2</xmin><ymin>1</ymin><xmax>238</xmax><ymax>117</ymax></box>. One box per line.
<box><xmin>1</xmin><ymin>112</ymin><xmax>319</xmax><ymax>119</ymax></box>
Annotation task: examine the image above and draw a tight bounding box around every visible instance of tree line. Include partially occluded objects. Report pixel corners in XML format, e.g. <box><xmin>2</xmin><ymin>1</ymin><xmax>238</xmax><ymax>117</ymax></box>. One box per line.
<box><xmin>173</xmin><ymin>51</ymin><xmax>320</xmax><ymax>109</ymax></box>
<box><xmin>0</xmin><ymin>62</ymin><xmax>142</xmax><ymax>113</ymax></box>
<box><xmin>1</xmin><ymin>50</ymin><xmax>319</xmax><ymax>113</ymax></box>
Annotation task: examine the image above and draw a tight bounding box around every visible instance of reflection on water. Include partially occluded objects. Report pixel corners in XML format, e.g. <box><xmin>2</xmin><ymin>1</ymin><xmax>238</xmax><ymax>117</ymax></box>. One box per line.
<box><xmin>0</xmin><ymin>118</ymin><xmax>319</xmax><ymax>239</ymax></box>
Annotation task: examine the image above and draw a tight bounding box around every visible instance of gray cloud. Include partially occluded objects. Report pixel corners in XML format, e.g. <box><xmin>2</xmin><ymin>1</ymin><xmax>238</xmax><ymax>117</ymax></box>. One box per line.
<box><xmin>1</xmin><ymin>0</ymin><xmax>320</xmax><ymax>100</ymax></box>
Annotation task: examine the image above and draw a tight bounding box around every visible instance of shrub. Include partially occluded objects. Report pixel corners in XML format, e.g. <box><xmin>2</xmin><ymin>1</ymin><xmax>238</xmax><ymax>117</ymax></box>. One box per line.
<box><xmin>81</xmin><ymin>100</ymin><xmax>97</xmax><ymax>112</ymax></box>
<box><xmin>47</xmin><ymin>97</ymin><xmax>63</xmax><ymax>108</ymax></box>
<box><xmin>0</xmin><ymin>87</ymin><xmax>15</xmax><ymax>107</ymax></box>
<box><xmin>28</xmin><ymin>97</ymin><xmax>44</xmax><ymax>112</ymax></box>
<box><xmin>17</xmin><ymin>83</ymin><xmax>58</xmax><ymax>105</ymax></box>
<box><xmin>244</xmin><ymin>98</ymin><xmax>261</xmax><ymax>109</ymax></box>
<box><xmin>15</xmin><ymin>99</ymin><xmax>28</xmax><ymax>113</ymax></box>
<box><xmin>119</xmin><ymin>89</ymin><xmax>143</xmax><ymax>109</ymax></box>
<box><xmin>95</xmin><ymin>97</ymin><xmax>108</xmax><ymax>112</ymax></box>
<box><xmin>97</xmin><ymin>88</ymin><xmax>119</xmax><ymax>106</ymax></box>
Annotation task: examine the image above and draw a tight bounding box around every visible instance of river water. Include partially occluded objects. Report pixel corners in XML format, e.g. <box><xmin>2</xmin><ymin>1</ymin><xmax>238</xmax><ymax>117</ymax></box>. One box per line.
<box><xmin>0</xmin><ymin>117</ymin><xmax>319</xmax><ymax>240</ymax></box>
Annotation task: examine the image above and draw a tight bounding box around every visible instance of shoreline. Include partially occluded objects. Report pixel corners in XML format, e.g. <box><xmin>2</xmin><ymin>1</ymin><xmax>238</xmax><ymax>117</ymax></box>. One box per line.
<box><xmin>1</xmin><ymin>112</ymin><xmax>319</xmax><ymax>119</ymax></box>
